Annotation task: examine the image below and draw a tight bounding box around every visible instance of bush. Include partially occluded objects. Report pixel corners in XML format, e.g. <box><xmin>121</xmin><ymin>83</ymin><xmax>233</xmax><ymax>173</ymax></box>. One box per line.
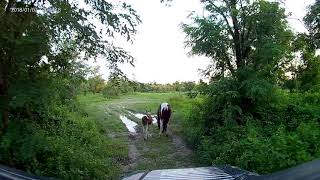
<box><xmin>186</xmin><ymin>91</ymin><xmax>198</xmax><ymax>98</ymax></box>
<box><xmin>173</xmin><ymin>75</ymin><xmax>320</xmax><ymax>174</ymax></box>
<box><xmin>169</xmin><ymin>95</ymin><xmax>205</xmax><ymax>147</ymax></box>
<box><xmin>0</xmin><ymin>104</ymin><xmax>121</xmax><ymax>179</ymax></box>
<box><xmin>196</xmin><ymin>120</ymin><xmax>320</xmax><ymax>174</ymax></box>
<box><xmin>102</xmin><ymin>85</ymin><xmax>120</xmax><ymax>98</ymax></box>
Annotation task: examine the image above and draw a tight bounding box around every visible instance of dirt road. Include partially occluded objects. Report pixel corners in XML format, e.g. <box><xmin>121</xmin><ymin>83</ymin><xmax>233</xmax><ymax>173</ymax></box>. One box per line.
<box><xmin>101</xmin><ymin>93</ymin><xmax>199</xmax><ymax>177</ymax></box>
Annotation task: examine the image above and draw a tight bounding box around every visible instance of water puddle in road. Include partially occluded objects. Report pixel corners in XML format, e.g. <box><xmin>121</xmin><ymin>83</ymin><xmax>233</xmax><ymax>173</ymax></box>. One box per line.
<box><xmin>120</xmin><ymin>115</ymin><xmax>138</xmax><ymax>133</ymax></box>
<box><xmin>152</xmin><ymin>117</ymin><xmax>157</xmax><ymax>124</ymax></box>
<box><xmin>128</xmin><ymin>111</ymin><xmax>158</xmax><ymax>124</ymax></box>
<box><xmin>128</xmin><ymin>111</ymin><xmax>144</xmax><ymax>119</ymax></box>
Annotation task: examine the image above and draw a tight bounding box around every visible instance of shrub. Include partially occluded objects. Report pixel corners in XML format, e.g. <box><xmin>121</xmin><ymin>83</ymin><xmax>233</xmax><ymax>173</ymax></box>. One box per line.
<box><xmin>102</xmin><ymin>85</ymin><xmax>120</xmax><ymax>98</ymax></box>
<box><xmin>0</xmin><ymin>104</ymin><xmax>121</xmax><ymax>179</ymax></box>
<box><xmin>174</xmin><ymin>75</ymin><xmax>320</xmax><ymax>174</ymax></box>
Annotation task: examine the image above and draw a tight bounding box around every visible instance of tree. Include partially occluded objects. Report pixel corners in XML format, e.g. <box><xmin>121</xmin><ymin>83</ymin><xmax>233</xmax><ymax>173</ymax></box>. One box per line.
<box><xmin>88</xmin><ymin>75</ymin><xmax>106</xmax><ymax>93</ymax></box>
<box><xmin>173</xmin><ymin>81</ymin><xmax>182</xmax><ymax>91</ymax></box>
<box><xmin>80</xmin><ymin>81</ymin><xmax>90</xmax><ymax>95</ymax></box>
<box><xmin>304</xmin><ymin>0</ymin><xmax>320</xmax><ymax>48</ymax></box>
<box><xmin>182</xmin><ymin>0</ymin><xmax>293</xmax><ymax>126</ymax></box>
<box><xmin>284</xmin><ymin>0</ymin><xmax>320</xmax><ymax>91</ymax></box>
<box><xmin>181</xmin><ymin>81</ymin><xmax>196</xmax><ymax>91</ymax></box>
<box><xmin>102</xmin><ymin>73</ymin><xmax>136</xmax><ymax>98</ymax></box>
<box><xmin>182</xmin><ymin>0</ymin><xmax>293</xmax><ymax>80</ymax></box>
<box><xmin>0</xmin><ymin>0</ymin><xmax>140</xmax><ymax>131</ymax></box>
<box><xmin>297</xmin><ymin>0</ymin><xmax>320</xmax><ymax>90</ymax></box>
<box><xmin>289</xmin><ymin>0</ymin><xmax>320</xmax><ymax>91</ymax></box>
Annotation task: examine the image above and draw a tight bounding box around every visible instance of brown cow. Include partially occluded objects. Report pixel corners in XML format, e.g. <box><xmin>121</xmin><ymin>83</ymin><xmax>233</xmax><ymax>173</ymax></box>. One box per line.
<box><xmin>142</xmin><ymin>112</ymin><xmax>153</xmax><ymax>140</ymax></box>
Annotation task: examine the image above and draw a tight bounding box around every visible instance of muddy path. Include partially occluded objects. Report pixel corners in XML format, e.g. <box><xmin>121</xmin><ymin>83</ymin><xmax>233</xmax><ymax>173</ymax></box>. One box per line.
<box><xmin>102</xmin><ymin>95</ymin><xmax>199</xmax><ymax>177</ymax></box>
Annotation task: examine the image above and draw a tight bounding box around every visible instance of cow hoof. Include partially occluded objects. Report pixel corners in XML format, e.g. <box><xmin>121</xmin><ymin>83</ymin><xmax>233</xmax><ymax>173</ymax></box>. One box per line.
<box><xmin>165</xmin><ymin>134</ymin><xmax>168</xmax><ymax>137</ymax></box>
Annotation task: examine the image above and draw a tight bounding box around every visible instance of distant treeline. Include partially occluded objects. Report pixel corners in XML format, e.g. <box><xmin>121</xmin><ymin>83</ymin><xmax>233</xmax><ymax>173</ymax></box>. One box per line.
<box><xmin>81</xmin><ymin>74</ymin><xmax>207</xmax><ymax>98</ymax></box>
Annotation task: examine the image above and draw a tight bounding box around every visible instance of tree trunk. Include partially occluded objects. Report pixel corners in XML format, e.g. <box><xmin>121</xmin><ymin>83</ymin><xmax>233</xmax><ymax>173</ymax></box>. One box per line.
<box><xmin>230</xmin><ymin>0</ymin><xmax>243</xmax><ymax>69</ymax></box>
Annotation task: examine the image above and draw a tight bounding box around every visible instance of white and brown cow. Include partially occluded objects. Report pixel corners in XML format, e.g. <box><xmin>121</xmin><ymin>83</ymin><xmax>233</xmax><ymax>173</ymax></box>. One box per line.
<box><xmin>142</xmin><ymin>112</ymin><xmax>153</xmax><ymax>140</ymax></box>
<box><xmin>157</xmin><ymin>102</ymin><xmax>172</xmax><ymax>136</ymax></box>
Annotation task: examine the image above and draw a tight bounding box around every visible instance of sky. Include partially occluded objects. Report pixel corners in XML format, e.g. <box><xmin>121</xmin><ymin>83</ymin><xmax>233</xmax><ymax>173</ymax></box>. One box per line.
<box><xmin>90</xmin><ymin>0</ymin><xmax>315</xmax><ymax>84</ymax></box>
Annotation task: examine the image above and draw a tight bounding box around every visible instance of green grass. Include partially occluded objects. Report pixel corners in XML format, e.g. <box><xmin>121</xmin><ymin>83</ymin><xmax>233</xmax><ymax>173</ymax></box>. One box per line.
<box><xmin>77</xmin><ymin>94</ymin><xmax>129</xmax><ymax>179</ymax></box>
<box><xmin>78</xmin><ymin>94</ymin><xmax>127</xmax><ymax>135</ymax></box>
<box><xmin>78</xmin><ymin>92</ymin><xmax>199</xmax><ymax>178</ymax></box>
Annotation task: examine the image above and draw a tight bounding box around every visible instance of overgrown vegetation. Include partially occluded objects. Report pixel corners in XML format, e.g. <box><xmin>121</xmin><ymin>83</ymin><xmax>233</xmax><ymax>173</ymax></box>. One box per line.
<box><xmin>0</xmin><ymin>0</ymin><xmax>139</xmax><ymax>179</ymax></box>
<box><xmin>173</xmin><ymin>0</ymin><xmax>320</xmax><ymax>174</ymax></box>
<box><xmin>0</xmin><ymin>0</ymin><xmax>319</xmax><ymax>178</ymax></box>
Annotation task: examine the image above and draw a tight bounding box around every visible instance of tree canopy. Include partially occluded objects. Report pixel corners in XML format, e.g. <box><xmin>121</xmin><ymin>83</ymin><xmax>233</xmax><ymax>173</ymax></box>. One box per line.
<box><xmin>176</xmin><ymin>0</ymin><xmax>320</xmax><ymax>175</ymax></box>
<box><xmin>0</xmin><ymin>0</ymin><xmax>141</xmax><ymax>131</ymax></box>
<box><xmin>304</xmin><ymin>0</ymin><xmax>320</xmax><ymax>48</ymax></box>
<box><xmin>182</xmin><ymin>0</ymin><xmax>293</xmax><ymax>80</ymax></box>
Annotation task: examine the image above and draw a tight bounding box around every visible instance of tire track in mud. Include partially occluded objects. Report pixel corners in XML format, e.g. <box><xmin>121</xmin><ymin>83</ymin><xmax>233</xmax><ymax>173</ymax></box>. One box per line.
<box><xmin>103</xmin><ymin>102</ymin><xmax>143</xmax><ymax>173</ymax></box>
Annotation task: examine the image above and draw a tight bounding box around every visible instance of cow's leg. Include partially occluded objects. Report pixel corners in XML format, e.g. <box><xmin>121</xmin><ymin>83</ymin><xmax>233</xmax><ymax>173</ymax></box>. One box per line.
<box><xmin>142</xmin><ymin>122</ymin><xmax>146</xmax><ymax>140</ymax></box>
<box><xmin>145</xmin><ymin>124</ymin><xmax>148</xmax><ymax>140</ymax></box>
<box><xmin>157</xmin><ymin>118</ymin><xmax>160</xmax><ymax>130</ymax></box>
<box><xmin>149</xmin><ymin>124</ymin><xmax>152</xmax><ymax>137</ymax></box>
<box><xmin>159</xmin><ymin>119</ymin><xmax>163</xmax><ymax>136</ymax></box>
<box><xmin>143</xmin><ymin>124</ymin><xmax>146</xmax><ymax>140</ymax></box>
<box><xmin>163</xmin><ymin>120</ymin><xmax>167</xmax><ymax>136</ymax></box>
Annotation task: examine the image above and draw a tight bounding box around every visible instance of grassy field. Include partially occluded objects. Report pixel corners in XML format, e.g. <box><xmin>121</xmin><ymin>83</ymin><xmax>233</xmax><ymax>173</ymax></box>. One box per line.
<box><xmin>78</xmin><ymin>92</ymin><xmax>199</xmax><ymax>178</ymax></box>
